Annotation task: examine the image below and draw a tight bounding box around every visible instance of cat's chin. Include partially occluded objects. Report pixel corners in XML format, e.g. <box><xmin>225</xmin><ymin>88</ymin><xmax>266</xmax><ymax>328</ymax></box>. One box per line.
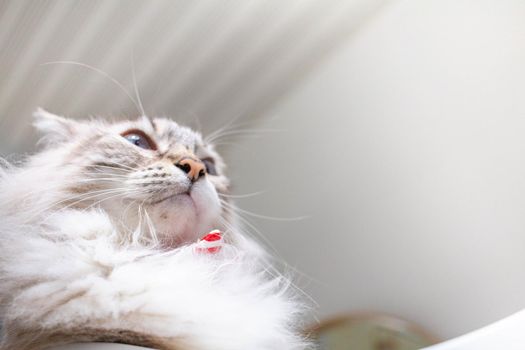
<box><xmin>147</xmin><ymin>188</ymin><xmax>221</xmax><ymax>248</ymax></box>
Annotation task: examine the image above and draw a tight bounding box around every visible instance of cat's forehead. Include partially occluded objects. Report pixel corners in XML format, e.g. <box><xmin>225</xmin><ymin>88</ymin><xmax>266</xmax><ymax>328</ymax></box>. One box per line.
<box><xmin>152</xmin><ymin>118</ymin><xmax>200</xmax><ymax>145</ymax></box>
<box><xmin>113</xmin><ymin>117</ymin><xmax>202</xmax><ymax>148</ymax></box>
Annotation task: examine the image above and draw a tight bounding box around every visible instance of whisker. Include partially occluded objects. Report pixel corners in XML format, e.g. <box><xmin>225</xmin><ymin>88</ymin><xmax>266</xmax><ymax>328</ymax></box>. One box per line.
<box><xmin>206</xmin><ymin>128</ymin><xmax>281</xmax><ymax>144</ymax></box>
<box><xmin>218</xmin><ymin>190</ymin><xmax>266</xmax><ymax>199</ymax></box>
<box><xmin>86</xmin><ymin>164</ymin><xmax>136</xmax><ymax>173</ymax></box>
<box><xmin>80</xmin><ymin>189</ymin><xmax>145</xmax><ymax>213</ymax></box>
<box><xmin>218</xmin><ymin>213</ymin><xmax>279</xmax><ymax>255</ymax></box>
<box><xmin>218</xmin><ymin>216</ymin><xmax>318</xmax><ymax>308</ymax></box>
<box><xmin>143</xmin><ymin>208</ymin><xmax>159</xmax><ymax>246</ymax></box>
<box><xmin>131</xmin><ymin>54</ymin><xmax>146</xmax><ymax>117</ymax></box>
<box><xmin>40</xmin><ymin>61</ymin><xmax>142</xmax><ymax>116</ymax></box>
<box><xmin>220</xmin><ymin>199</ymin><xmax>308</xmax><ymax>222</ymax></box>
<box><xmin>7</xmin><ymin>179</ymin><xmax>123</xmax><ymax>204</ymax></box>
<box><xmin>32</xmin><ymin>188</ymin><xmax>132</xmax><ymax>220</ymax></box>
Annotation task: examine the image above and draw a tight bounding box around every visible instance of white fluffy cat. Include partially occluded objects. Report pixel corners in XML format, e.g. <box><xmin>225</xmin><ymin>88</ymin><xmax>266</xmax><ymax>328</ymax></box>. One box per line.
<box><xmin>0</xmin><ymin>109</ymin><xmax>310</xmax><ymax>350</ymax></box>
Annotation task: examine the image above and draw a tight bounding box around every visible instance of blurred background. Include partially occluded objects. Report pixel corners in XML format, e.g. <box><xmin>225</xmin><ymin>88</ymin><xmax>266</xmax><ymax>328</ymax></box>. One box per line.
<box><xmin>2</xmin><ymin>0</ymin><xmax>525</xmax><ymax>348</ymax></box>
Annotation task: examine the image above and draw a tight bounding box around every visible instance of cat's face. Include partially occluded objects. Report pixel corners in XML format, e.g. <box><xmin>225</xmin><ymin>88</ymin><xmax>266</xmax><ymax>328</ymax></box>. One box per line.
<box><xmin>32</xmin><ymin>109</ymin><xmax>230</xmax><ymax>247</ymax></box>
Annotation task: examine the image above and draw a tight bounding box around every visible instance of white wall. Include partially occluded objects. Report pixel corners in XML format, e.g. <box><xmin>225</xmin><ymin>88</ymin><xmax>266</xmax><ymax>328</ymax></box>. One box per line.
<box><xmin>228</xmin><ymin>0</ymin><xmax>525</xmax><ymax>340</ymax></box>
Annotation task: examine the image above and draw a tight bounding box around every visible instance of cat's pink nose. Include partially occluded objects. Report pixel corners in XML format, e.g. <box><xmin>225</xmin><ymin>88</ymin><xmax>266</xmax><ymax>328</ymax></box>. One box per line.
<box><xmin>175</xmin><ymin>157</ymin><xmax>206</xmax><ymax>182</ymax></box>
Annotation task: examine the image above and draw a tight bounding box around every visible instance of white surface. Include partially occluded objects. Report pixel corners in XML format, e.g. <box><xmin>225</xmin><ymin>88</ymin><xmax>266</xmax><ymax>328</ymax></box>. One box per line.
<box><xmin>228</xmin><ymin>0</ymin><xmax>525</xmax><ymax>340</ymax></box>
<box><xmin>423</xmin><ymin>309</ymin><xmax>525</xmax><ymax>350</ymax></box>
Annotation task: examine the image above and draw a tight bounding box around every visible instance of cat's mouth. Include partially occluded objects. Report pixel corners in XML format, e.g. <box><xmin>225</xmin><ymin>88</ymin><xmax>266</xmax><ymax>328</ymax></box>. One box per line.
<box><xmin>139</xmin><ymin>180</ymin><xmax>221</xmax><ymax>245</ymax></box>
<box><xmin>147</xmin><ymin>190</ymin><xmax>210</xmax><ymax>246</ymax></box>
<box><xmin>150</xmin><ymin>191</ymin><xmax>192</xmax><ymax>206</ymax></box>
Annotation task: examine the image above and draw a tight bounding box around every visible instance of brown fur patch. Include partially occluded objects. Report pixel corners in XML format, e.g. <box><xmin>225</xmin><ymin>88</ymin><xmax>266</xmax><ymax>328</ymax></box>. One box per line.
<box><xmin>1</xmin><ymin>325</ymin><xmax>188</xmax><ymax>350</ymax></box>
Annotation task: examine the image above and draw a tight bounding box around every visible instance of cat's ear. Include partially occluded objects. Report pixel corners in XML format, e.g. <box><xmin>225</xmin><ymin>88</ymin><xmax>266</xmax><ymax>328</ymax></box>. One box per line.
<box><xmin>33</xmin><ymin>108</ymin><xmax>80</xmax><ymax>144</ymax></box>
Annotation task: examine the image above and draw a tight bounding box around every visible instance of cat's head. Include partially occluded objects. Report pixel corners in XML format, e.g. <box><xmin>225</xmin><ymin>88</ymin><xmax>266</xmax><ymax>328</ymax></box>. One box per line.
<box><xmin>31</xmin><ymin>108</ymin><xmax>231</xmax><ymax>247</ymax></box>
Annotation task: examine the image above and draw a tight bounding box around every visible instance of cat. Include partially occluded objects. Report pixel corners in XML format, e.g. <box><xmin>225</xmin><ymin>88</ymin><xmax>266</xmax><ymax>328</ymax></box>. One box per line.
<box><xmin>0</xmin><ymin>109</ymin><xmax>310</xmax><ymax>350</ymax></box>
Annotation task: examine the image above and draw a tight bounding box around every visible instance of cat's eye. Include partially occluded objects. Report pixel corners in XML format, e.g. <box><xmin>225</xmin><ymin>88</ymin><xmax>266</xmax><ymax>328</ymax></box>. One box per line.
<box><xmin>202</xmin><ymin>157</ymin><xmax>217</xmax><ymax>176</ymax></box>
<box><xmin>121</xmin><ymin>130</ymin><xmax>157</xmax><ymax>150</ymax></box>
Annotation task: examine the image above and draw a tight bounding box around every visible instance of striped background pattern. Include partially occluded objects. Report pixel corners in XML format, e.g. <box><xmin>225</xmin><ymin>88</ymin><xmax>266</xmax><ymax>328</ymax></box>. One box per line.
<box><xmin>0</xmin><ymin>0</ymin><xmax>384</xmax><ymax>153</ymax></box>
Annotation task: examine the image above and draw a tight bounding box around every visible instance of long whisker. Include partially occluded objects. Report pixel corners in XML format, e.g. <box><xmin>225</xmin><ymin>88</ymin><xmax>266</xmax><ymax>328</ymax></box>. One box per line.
<box><xmin>219</xmin><ymin>203</ymin><xmax>320</xmax><ymax>304</ymax></box>
<box><xmin>219</xmin><ymin>213</ymin><xmax>279</xmax><ymax>255</ymax></box>
<box><xmin>78</xmin><ymin>173</ymin><xmax>130</xmax><ymax>180</ymax></box>
<box><xmin>87</xmin><ymin>163</ymin><xmax>137</xmax><ymax>172</ymax></box>
<box><xmin>218</xmin><ymin>214</ymin><xmax>319</xmax><ymax>308</ymax></box>
<box><xmin>218</xmin><ymin>190</ymin><xmax>266</xmax><ymax>199</ymax></box>
<box><xmin>131</xmin><ymin>54</ymin><xmax>146</xmax><ymax>117</ymax></box>
<box><xmin>220</xmin><ymin>199</ymin><xmax>308</xmax><ymax>222</ymax></box>
<box><xmin>40</xmin><ymin>61</ymin><xmax>142</xmax><ymax>116</ymax></box>
<box><xmin>5</xmin><ymin>181</ymin><xmax>127</xmax><ymax>208</ymax></box>
<box><xmin>50</xmin><ymin>188</ymin><xmax>129</xmax><ymax>209</ymax></box>
<box><xmin>206</xmin><ymin>128</ymin><xmax>281</xmax><ymax>144</ymax></box>
<box><xmin>80</xmin><ymin>189</ymin><xmax>145</xmax><ymax>213</ymax></box>
<box><xmin>32</xmin><ymin>188</ymin><xmax>132</xmax><ymax>221</ymax></box>
<box><xmin>143</xmin><ymin>208</ymin><xmax>159</xmax><ymax>246</ymax></box>
<box><xmin>204</xmin><ymin>114</ymin><xmax>251</xmax><ymax>143</ymax></box>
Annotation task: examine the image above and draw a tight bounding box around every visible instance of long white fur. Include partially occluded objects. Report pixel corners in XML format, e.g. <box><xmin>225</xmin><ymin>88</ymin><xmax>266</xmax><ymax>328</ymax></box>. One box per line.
<box><xmin>0</xmin><ymin>110</ymin><xmax>310</xmax><ymax>349</ymax></box>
